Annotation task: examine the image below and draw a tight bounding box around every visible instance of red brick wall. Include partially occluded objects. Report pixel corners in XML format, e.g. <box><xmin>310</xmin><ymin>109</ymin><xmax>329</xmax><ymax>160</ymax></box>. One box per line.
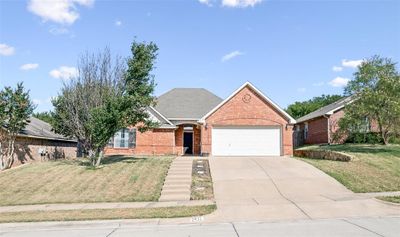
<box><xmin>11</xmin><ymin>136</ymin><xmax>77</xmax><ymax>167</ymax></box>
<box><xmin>202</xmin><ymin>86</ymin><xmax>293</xmax><ymax>156</ymax></box>
<box><xmin>302</xmin><ymin>117</ymin><xmax>329</xmax><ymax>144</ymax></box>
<box><xmin>105</xmin><ymin>128</ymin><xmax>176</xmax><ymax>156</ymax></box>
<box><xmin>175</xmin><ymin>126</ymin><xmax>184</xmax><ymax>155</ymax></box>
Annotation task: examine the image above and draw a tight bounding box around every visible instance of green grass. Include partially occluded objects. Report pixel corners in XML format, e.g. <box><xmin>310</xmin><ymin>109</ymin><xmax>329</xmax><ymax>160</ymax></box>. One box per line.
<box><xmin>377</xmin><ymin>196</ymin><xmax>400</xmax><ymax>204</ymax></box>
<box><xmin>297</xmin><ymin>144</ymin><xmax>400</xmax><ymax>193</ymax></box>
<box><xmin>0</xmin><ymin>156</ymin><xmax>174</xmax><ymax>206</ymax></box>
<box><xmin>0</xmin><ymin>205</ymin><xmax>217</xmax><ymax>223</ymax></box>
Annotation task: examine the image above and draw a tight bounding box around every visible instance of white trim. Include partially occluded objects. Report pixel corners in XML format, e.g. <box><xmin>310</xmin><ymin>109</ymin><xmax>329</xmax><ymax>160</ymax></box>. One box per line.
<box><xmin>149</xmin><ymin>106</ymin><xmax>174</xmax><ymax>126</ymax></box>
<box><xmin>199</xmin><ymin>82</ymin><xmax>296</xmax><ymax>124</ymax></box>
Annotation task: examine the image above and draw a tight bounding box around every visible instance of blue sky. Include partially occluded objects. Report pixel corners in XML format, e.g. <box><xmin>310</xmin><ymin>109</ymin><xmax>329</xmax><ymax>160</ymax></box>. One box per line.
<box><xmin>1</xmin><ymin>0</ymin><xmax>399</xmax><ymax>112</ymax></box>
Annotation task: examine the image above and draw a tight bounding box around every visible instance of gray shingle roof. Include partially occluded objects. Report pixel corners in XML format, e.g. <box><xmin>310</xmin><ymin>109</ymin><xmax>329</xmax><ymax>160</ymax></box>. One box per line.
<box><xmin>154</xmin><ymin>88</ymin><xmax>223</xmax><ymax>120</ymax></box>
<box><xmin>19</xmin><ymin>117</ymin><xmax>75</xmax><ymax>142</ymax></box>
<box><xmin>296</xmin><ymin>96</ymin><xmax>353</xmax><ymax>123</ymax></box>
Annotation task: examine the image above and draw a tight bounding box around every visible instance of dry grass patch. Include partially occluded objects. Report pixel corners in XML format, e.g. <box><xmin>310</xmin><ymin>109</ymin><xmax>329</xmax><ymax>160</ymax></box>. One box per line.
<box><xmin>297</xmin><ymin>144</ymin><xmax>400</xmax><ymax>193</ymax></box>
<box><xmin>191</xmin><ymin>159</ymin><xmax>214</xmax><ymax>200</ymax></box>
<box><xmin>0</xmin><ymin>205</ymin><xmax>217</xmax><ymax>223</ymax></box>
<box><xmin>0</xmin><ymin>156</ymin><xmax>174</xmax><ymax>206</ymax></box>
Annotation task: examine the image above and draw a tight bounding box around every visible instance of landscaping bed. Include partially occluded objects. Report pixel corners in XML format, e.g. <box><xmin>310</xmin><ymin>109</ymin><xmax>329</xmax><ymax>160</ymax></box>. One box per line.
<box><xmin>296</xmin><ymin>144</ymin><xmax>400</xmax><ymax>193</ymax></box>
<box><xmin>0</xmin><ymin>156</ymin><xmax>174</xmax><ymax>206</ymax></box>
<box><xmin>191</xmin><ymin>159</ymin><xmax>214</xmax><ymax>200</ymax></box>
<box><xmin>0</xmin><ymin>205</ymin><xmax>217</xmax><ymax>223</ymax></box>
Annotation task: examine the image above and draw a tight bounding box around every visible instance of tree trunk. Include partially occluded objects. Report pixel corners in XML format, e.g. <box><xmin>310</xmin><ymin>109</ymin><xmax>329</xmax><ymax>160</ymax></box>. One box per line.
<box><xmin>95</xmin><ymin>149</ymin><xmax>103</xmax><ymax>167</ymax></box>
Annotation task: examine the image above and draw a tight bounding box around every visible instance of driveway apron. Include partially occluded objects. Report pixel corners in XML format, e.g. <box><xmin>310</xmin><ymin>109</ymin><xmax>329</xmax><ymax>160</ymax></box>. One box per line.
<box><xmin>206</xmin><ymin>157</ymin><xmax>400</xmax><ymax>222</ymax></box>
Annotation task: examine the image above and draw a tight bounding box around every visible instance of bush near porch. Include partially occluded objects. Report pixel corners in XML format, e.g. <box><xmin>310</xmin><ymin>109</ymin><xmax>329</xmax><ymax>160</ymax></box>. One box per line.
<box><xmin>0</xmin><ymin>156</ymin><xmax>174</xmax><ymax>206</ymax></box>
<box><xmin>296</xmin><ymin>144</ymin><xmax>400</xmax><ymax>193</ymax></box>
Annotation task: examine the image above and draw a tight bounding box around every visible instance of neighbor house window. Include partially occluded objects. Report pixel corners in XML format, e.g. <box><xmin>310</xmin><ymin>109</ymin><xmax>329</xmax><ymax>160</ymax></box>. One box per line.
<box><xmin>108</xmin><ymin>128</ymin><xmax>136</xmax><ymax>148</ymax></box>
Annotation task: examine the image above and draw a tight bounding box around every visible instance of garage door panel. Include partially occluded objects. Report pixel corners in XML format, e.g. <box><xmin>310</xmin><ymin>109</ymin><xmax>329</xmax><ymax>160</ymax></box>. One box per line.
<box><xmin>212</xmin><ymin>127</ymin><xmax>281</xmax><ymax>156</ymax></box>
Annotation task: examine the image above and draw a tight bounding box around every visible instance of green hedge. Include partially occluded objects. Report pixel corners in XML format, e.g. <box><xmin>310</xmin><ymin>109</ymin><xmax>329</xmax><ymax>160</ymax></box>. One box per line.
<box><xmin>346</xmin><ymin>132</ymin><xmax>383</xmax><ymax>144</ymax></box>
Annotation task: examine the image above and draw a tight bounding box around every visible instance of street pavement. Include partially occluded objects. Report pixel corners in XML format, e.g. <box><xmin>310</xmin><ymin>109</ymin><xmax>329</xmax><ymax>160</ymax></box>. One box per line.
<box><xmin>0</xmin><ymin>216</ymin><xmax>399</xmax><ymax>236</ymax></box>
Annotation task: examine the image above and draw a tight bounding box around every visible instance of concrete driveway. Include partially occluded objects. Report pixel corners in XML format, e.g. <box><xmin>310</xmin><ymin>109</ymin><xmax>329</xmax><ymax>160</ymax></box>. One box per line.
<box><xmin>207</xmin><ymin>157</ymin><xmax>400</xmax><ymax>222</ymax></box>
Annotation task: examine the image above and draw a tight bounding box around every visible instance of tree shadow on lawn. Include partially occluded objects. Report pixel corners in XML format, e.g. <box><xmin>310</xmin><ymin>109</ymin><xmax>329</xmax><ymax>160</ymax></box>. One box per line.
<box><xmin>56</xmin><ymin>156</ymin><xmax>147</xmax><ymax>169</ymax></box>
<box><xmin>318</xmin><ymin>144</ymin><xmax>400</xmax><ymax>156</ymax></box>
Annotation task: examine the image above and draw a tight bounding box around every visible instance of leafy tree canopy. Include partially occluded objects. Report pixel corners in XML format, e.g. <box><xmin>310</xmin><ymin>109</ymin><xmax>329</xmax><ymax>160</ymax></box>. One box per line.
<box><xmin>52</xmin><ymin>40</ymin><xmax>158</xmax><ymax>166</ymax></box>
<box><xmin>339</xmin><ymin>55</ymin><xmax>400</xmax><ymax>144</ymax></box>
<box><xmin>32</xmin><ymin>111</ymin><xmax>54</xmax><ymax>124</ymax></box>
<box><xmin>286</xmin><ymin>94</ymin><xmax>344</xmax><ymax>119</ymax></box>
<box><xmin>0</xmin><ymin>83</ymin><xmax>35</xmax><ymax>170</ymax></box>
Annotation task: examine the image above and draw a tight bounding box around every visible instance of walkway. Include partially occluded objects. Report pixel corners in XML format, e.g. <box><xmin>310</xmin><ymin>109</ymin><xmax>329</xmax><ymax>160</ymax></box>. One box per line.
<box><xmin>159</xmin><ymin>157</ymin><xmax>193</xmax><ymax>201</ymax></box>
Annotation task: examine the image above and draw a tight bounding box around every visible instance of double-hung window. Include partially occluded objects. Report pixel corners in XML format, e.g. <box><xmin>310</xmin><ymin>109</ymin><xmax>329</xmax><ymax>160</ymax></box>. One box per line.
<box><xmin>108</xmin><ymin>128</ymin><xmax>136</xmax><ymax>148</ymax></box>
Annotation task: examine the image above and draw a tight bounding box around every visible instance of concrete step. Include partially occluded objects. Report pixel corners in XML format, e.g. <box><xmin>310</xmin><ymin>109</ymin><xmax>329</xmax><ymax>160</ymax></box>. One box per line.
<box><xmin>159</xmin><ymin>194</ymin><xmax>190</xmax><ymax>202</ymax></box>
<box><xmin>162</xmin><ymin>184</ymin><xmax>191</xmax><ymax>190</ymax></box>
<box><xmin>165</xmin><ymin>174</ymin><xmax>191</xmax><ymax>179</ymax></box>
<box><xmin>163</xmin><ymin>180</ymin><xmax>191</xmax><ymax>186</ymax></box>
<box><xmin>161</xmin><ymin>190</ymin><xmax>190</xmax><ymax>196</ymax></box>
<box><xmin>165</xmin><ymin>176</ymin><xmax>191</xmax><ymax>181</ymax></box>
<box><xmin>167</xmin><ymin>172</ymin><xmax>191</xmax><ymax>176</ymax></box>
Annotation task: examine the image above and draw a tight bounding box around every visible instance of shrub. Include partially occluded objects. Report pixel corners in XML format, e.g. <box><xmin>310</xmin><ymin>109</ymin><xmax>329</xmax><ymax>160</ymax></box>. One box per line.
<box><xmin>346</xmin><ymin>132</ymin><xmax>383</xmax><ymax>144</ymax></box>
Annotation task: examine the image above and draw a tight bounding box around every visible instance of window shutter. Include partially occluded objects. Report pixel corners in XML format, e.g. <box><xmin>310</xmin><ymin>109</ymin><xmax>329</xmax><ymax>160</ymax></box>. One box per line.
<box><xmin>128</xmin><ymin>128</ymin><xmax>136</xmax><ymax>148</ymax></box>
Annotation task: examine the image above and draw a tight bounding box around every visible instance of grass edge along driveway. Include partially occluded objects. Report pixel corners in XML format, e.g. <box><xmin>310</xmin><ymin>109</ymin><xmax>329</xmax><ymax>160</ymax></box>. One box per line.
<box><xmin>0</xmin><ymin>156</ymin><xmax>174</xmax><ymax>206</ymax></box>
<box><xmin>296</xmin><ymin>144</ymin><xmax>400</xmax><ymax>194</ymax></box>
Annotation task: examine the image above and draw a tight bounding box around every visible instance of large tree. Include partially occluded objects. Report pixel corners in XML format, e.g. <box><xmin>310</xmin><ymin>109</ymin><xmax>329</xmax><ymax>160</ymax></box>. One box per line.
<box><xmin>32</xmin><ymin>111</ymin><xmax>54</xmax><ymax>124</ymax></box>
<box><xmin>0</xmin><ymin>83</ymin><xmax>35</xmax><ymax>170</ymax></box>
<box><xmin>340</xmin><ymin>55</ymin><xmax>400</xmax><ymax>145</ymax></box>
<box><xmin>52</xmin><ymin>41</ymin><xmax>158</xmax><ymax>166</ymax></box>
<box><xmin>286</xmin><ymin>94</ymin><xmax>344</xmax><ymax>119</ymax></box>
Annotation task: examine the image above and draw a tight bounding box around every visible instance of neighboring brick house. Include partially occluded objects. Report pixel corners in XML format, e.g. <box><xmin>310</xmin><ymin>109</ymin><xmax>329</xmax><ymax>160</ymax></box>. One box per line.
<box><xmin>295</xmin><ymin>96</ymin><xmax>379</xmax><ymax>145</ymax></box>
<box><xmin>4</xmin><ymin>117</ymin><xmax>78</xmax><ymax>167</ymax></box>
<box><xmin>105</xmin><ymin>82</ymin><xmax>296</xmax><ymax>156</ymax></box>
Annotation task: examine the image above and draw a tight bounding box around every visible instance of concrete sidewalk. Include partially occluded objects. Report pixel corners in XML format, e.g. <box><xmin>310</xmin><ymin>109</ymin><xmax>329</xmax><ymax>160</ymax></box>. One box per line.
<box><xmin>0</xmin><ymin>200</ymin><xmax>214</xmax><ymax>213</ymax></box>
<box><xmin>0</xmin><ymin>216</ymin><xmax>399</xmax><ymax>236</ymax></box>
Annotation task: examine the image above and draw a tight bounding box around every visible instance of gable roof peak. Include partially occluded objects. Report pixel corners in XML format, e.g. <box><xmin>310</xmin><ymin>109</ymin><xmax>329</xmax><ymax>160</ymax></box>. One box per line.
<box><xmin>199</xmin><ymin>81</ymin><xmax>296</xmax><ymax>124</ymax></box>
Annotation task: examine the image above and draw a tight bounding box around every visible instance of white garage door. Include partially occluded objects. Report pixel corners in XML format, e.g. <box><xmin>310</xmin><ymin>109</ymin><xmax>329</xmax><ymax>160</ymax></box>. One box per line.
<box><xmin>212</xmin><ymin>126</ymin><xmax>281</xmax><ymax>156</ymax></box>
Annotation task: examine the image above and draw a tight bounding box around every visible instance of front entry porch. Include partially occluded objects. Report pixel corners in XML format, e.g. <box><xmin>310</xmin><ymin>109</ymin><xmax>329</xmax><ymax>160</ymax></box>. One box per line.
<box><xmin>175</xmin><ymin>123</ymin><xmax>201</xmax><ymax>156</ymax></box>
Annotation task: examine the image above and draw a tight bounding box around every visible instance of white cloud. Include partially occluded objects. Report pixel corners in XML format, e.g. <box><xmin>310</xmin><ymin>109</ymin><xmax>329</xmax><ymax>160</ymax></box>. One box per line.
<box><xmin>222</xmin><ymin>0</ymin><xmax>262</xmax><ymax>8</ymax></box>
<box><xmin>115</xmin><ymin>20</ymin><xmax>122</xmax><ymax>26</ymax></box>
<box><xmin>297</xmin><ymin>87</ymin><xmax>306</xmax><ymax>93</ymax></box>
<box><xmin>221</xmin><ymin>50</ymin><xmax>244</xmax><ymax>62</ymax></box>
<box><xmin>329</xmin><ymin>77</ymin><xmax>350</xmax><ymax>87</ymax></box>
<box><xmin>199</xmin><ymin>0</ymin><xmax>213</xmax><ymax>6</ymax></box>
<box><xmin>20</xmin><ymin>63</ymin><xmax>39</xmax><ymax>70</ymax></box>
<box><xmin>312</xmin><ymin>82</ymin><xmax>324</xmax><ymax>87</ymax></box>
<box><xmin>32</xmin><ymin>99</ymin><xmax>42</xmax><ymax>105</ymax></box>
<box><xmin>27</xmin><ymin>0</ymin><xmax>94</xmax><ymax>25</ymax></box>
<box><xmin>0</xmin><ymin>43</ymin><xmax>15</xmax><ymax>56</ymax></box>
<box><xmin>332</xmin><ymin>66</ymin><xmax>343</xmax><ymax>72</ymax></box>
<box><xmin>49</xmin><ymin>66</ymin><xmax>78</xmax><ymax>80</ymax></box>
<box><xmin>342</xmin><ymin>59</ymin><xmax>363</xmax><ymax>68</ymax></box>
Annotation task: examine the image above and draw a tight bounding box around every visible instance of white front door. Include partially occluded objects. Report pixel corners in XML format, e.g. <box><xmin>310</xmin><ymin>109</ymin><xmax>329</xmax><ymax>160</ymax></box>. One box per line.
<box><xmin>211</xmin><ymin>126</ymin><xmax>281</xmax><ymax>156</ymax></box>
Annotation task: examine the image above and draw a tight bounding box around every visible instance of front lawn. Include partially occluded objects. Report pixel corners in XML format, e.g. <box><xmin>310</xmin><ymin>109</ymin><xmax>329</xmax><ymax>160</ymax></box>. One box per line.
<box><xmin>0</xmin><ymin>156</ymin><xmax>174</xmax><ymax>206</ymax></box>
<box><xmin>296</xmin><ymin>144</ymin><xmax>400</xmax><ymax>193</ymax></box>
<box><xmin>377</xmin><ymin>196</ymin><xmax>400</xmax><ymax>204</ymax></box>
<box><xmin>0</xmin><ymin>205</ymin><xmax>217</xmax><ymax>223</ymax></box>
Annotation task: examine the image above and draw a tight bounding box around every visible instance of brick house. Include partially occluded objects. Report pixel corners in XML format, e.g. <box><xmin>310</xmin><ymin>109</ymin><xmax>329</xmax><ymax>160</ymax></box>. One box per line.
<box><xmin>105</xmin><ymin>82</ymin><xmax>296</xmax><ymax>156</ymax></box>
<box><xmin>4</xmin><ymin>117</ymin><xmax>78</xmax><ymax>167</ymax></box>
<box><xmin>295</xmin><ymin>96</ymin><xmax>379</xmax><ymax>145</ymax></box>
